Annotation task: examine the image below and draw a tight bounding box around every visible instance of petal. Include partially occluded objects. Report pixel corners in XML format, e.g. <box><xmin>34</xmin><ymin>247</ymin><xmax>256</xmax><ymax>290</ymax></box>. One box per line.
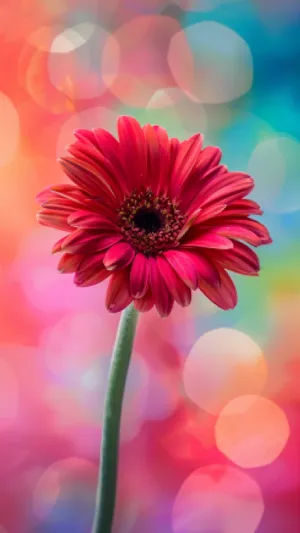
<box><xmin>191</xmin><ymin>204</ymin><xmax>227</xmax><ymax>225</ymax></box>
<box><xmin>170</xmin><ymin>134</ymin><xmax>203</xmax><ymax>197</ymax></box>
<box><xmin>182</xmin><ymin>231</ymin><xmax>233</xmax><ymax>250</ymax></box>
<box><xmin>37</xmin><ymin>208</ymin><xmax>73</xmax><ymax>231</ymax></box>
<box><xmin>194</xmin><ymin>146</ymin><xmax>222</xmax><ymax>175</ymax></box>
<box><xmin>201</xmin><ymin>174</ymin><xmax>254</xmax><ymax>209</ymax></box>
<box><xmin>75</xmin><ymin>266</ymin><xmax>110</xmax><ymax>287</ymax></box>
<box><xmin>57</xmin><ymin>253</ymin><xmax>83</xmax><ymax>273</ymax></box>
<box><xmin>133</xmin><ymin>288</ymin><xmax>154</xmax><ymax>312</ymax></box>
<box><xmin>82</xmin><ymin>199</ymin><xmax>119</xmax><ymax>222</ymax></box>
<box><xmin>213</xmin><ymin>225</ymin><xmax>262</xmax><ymax>246</ymax></box>
<box><xmin>177</xmin><ymin>208</ymin><xmax>203</xmax><ymax>240</ymax></box>
<box><xmin>103</xmin><ymin>242</ymin><xmax>135</xmax><ymax>271</ymax></box>
<box><xmin>36</xmin><ymin>184</ymin><xmax>88</xmax><ymax>206</ymax></box>
<box><xmin>179</xmin><ymin>165</ymin><xmax>227</xmax><ymax>213</ymax></box>
<box><xmin>178</xmin><ymin>250</ymin><xmax>221</xmax><ymax>286</ymax></box>
<box><xmin>118</xmin><ymin>116</ymin><xmax>147</xmax><ymax>190</ymax></box>
<box><xmin>149</xmin><ymin>257</ymin><xmax>174</xmax><ymax>317</ymax></box>
<box><xmin>52</xmin><ymin>235</ymin><xmax>69</xmax><ymax>254</ymax></box>
<box><xmin>68</xmin><ymin>210</ymin><xmax>119</xmax><ymax>231</ymax></box>
<box><xmin>214</xmin><ymin>199</ymin><xmax>263</xmax><ymax>218</ymax></box>
<box><xmin>62</xmin><ymin>229</ymin><xmax>123</xmax><ymax>254</ymax></box>
<box><xmin>207</xmin><ymin>241</ymin><xmax>260</xmax><ymax>276</ymax></box>
<box><xmin>106</xmin><ymin>269</ymin><xmax>132</xmax><ymax>312</ymax></box>
<box><xmin>170</xmin><ymin>137</ymin><xmax>180</xmax><ymax>166</ymax></box>
<box><xmin>73</xmin><ymin>128</ymin><xmax>98</xmax><ymax>147</ymax></box>
<box><xmin>130</xmin><ymin>253</ymin><xmax>150</xmax><ymax>298</ymax></box>
<box><xmin>156</xmin><ymin>255</ymin><xmax>191</xmax><ymax>307</ymax></box>
<box><xmin>58</xmin><ymin>157</ymin><xmax>117</xmax><ymax>205</ymax></box>
<box><xmin>164</xmin><ymin>249</ymin><xmax>198</xmax><ymax>290</ymax></box>
<box><xmin>143</xmin><ymin>123</ymin><xmax>161</xmax><ymax>193</ymax></box>
<box><xmin>198</xmin><ymin>266</ymin><xmax>237</xmax><ymax>310</ymax></box>
<box><xmin>153</xmin><ymin>125</ymin><xmax>171</xmax><ymax>195</ymax></box>
<box><xmin>77</xmin><ymin>252</ymin><xmax>105</xmax><ymax>271</ymax></box>
<box><xmin>206</xmin><ymin>218</ymin><xmax>272</xmax><ymax>245</ymax></box>
<box><xmin>67</xmin><ymin>140</ymin><xmax>122</xmax><ymax>200</ymax></box>
<box><xmin>186</xmin><ymin>171</ymin><xmax>254</xmax><ymax>216</ymax></box>
<box><xmin>92</xmin><ymin>128</ymin><xmax>129</xmax><ymax>195</ymax></box>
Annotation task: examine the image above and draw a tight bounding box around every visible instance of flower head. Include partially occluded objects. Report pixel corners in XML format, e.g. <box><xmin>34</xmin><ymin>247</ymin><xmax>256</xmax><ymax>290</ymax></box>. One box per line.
<box><xmin>36</xmin><ymin>116</ymin><xmax>271</xmax><ymax>317</ymax></box>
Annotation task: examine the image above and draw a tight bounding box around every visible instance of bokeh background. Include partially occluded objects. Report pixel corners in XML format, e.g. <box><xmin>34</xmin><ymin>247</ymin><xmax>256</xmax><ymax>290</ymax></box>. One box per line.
<box><xmin>0</xmin><ymin>0</ymin><xmax>300</xmax><ymax>532</ymax></box>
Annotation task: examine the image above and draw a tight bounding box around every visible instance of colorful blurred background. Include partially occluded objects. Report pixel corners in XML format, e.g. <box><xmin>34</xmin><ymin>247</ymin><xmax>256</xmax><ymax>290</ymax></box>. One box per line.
<box><xmin>1</xmin><ymin>0</ymin><xmax>300</xmax><ymax>532</ymax></box>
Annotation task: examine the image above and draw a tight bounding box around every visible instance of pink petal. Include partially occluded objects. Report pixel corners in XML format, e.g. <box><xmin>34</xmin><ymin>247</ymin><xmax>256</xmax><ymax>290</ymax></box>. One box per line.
<box><xmin>170</xmin><ymin>138</ymin><xmax>180</xmax><ymax>166</ymax></box>
<box><xmin>214</xmin><ymin>199</ymin><xmax>263</xmax><ymax>218</ymax></box>
<box><xmin>194</xmin><ymin>146</ymin><xmax>222</xmax><ymax>175</ymax></box>
<box><xmin>231</xmin><ymin>218</ymin><xmax>271</xmax><ymax>240</ymax></box>
<box><xmin>133</xmin><ymin>288</ymin><xmax>154</xmax><ymax>312</ymax></box>
<box><xmin>92</xmin><ymin>128</ymin><xmax>129</xmax><ymax>195</ymax></box>
<box><xmin>191</xmin><ymin>204</ymin><xmax>227</xmax><ymax>225</ymax></box>
<box><xmin>201</xmin><ymin>175</ymin><xmax>254</xmax><ymax>209</ymax></box>
<box><xmin>214</xmin><ymin>225</ymin><xmax>262</xmax><ymax>246</ymax></box>
<box><xmin>118</xmin><ymin>116</ymin><xmax>147</xmax><ymax>190</ymax></box>
<box><xmin>67</xmin><ymin>140</ymin><xmax>122</xmax><ymax>200</ymax></box>
<box><xmin>143</xmin><ymin>124</ymin><xmax>161</xmax><ymax>194</ymax></box>
<box><xmin>130</xmin><ymin>253</ymin><xmax>150</xmax><ymax>298</ymax></box>
<box><xmin>36</xmin><ymin>184</ymin><xmax>87</xmax><ymax>206</ymax></box>
<box><xmin>103</xmin><ymin>242</ymin><xmax>135</xmax><ymax>271</ymax></box>
<box><xmin>73</xmin><ymin>128</ymin><xmax>98</xmax><ymax>147</ymax></box>
<box><xmin>58</xmin><ymin>157</ymin><xmax>117</xmax><ymax>205</ymax></box>
<box><xmin>180</xmin><ymin>164</ymin><xmax>227</xmax><ymax>212</ymax></box>
<box><xmin>37</xmin><ymin>208</ymin><xmax>73</xmax><ymax>231</ymax></box>
<box><xmin>52</xmin><ymin>235</ymin><xmax>69</xmax><ymax>254</ymax></box>
<box><xmin>182</xmin><ymin>231</ymin><xmax>233</xmax><ymax>250</ymax></box>
<box><xmin>73</xmin><ymin>251</ymin><xmax>109</xmax><ymax>287</ymax></box>
<box><xmin>105</xmin><ymin>269</ymin><xmax>132</xmax><ymax>313</ymax></box>
<box><xmin>57</xmin><ymin>253</ymin><xmax>83</xmax><ymax>273</ymax></box>
<box><xmin>207</xmin><ymin>241</ymin><xmax>260</xmax><ymax>276</ymax></box>
<box><xmin>62</xmin><ymin>229</ymin><xmax>123</xmax><ymax>254</ymax></box>
<box><xmin>82</xmin><ymin>199</ymin><xmax>118</xmax><ymax>222</ymax></box>
<box><xmin>153</xmin><ymin>125</ymin><xmax>171</xmax><ymax>195</ymax></box>
<box><xmin>75</xmin><ymin>266</ymin><xmax>110</xmax><ymax>287</ymax></box>
<box><xmin>156</xmin><ymin>255</ymin><xmax>191</xmax><ymax>307</ymax></box>
<box><xmin>177</xmin><ymin>208</ymin><xmax>203</xmax><ymax>240</ymax></box>
<box><xmin>77</xmin><ymin>252</ymin><xmax>105</xmax><ymax>272</ymax></box>
<box><xmin>149</xmin><ymin>257</ymin><xmax>174</xmax><ymax>317</ymax></box>
<box><xmin>68</xmin><ymin>210</ymin><xmax>119</xmax><ymax>231</ymax></box>
<box><xmin>164</xmin><ymin>249</ymin><xmax>198</xmax><ymax>290</ymax></box>
<box><xmin>186</xmin><ymin>171</ymin><xmax>254</xmax><ymax>216</ymax></box>
<box><xmin>198</xmin><ymin>266</ymin><xmax>237</xmax><ymax>310</ymax></box>
<box><xmin>170</xmin><ymin>134</ymin><xmax>203</xmax><ymax>197</ymax></box>
<box><xmin>179</xmin><ymin>250</ymin><xmax>221</xmax><ymax>286</ymax></box>
<box><xmin>201</xmin><ymin>217</ymin><xmax>271</xmax><ymax>245</ymax></box>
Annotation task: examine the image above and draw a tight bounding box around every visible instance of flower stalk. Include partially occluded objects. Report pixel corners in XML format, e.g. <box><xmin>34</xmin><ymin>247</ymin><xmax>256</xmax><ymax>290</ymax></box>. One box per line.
<box><xmin>92</xmin><ymin>304</ymin><xmax>139</xmax><ymax>533</ymax></box>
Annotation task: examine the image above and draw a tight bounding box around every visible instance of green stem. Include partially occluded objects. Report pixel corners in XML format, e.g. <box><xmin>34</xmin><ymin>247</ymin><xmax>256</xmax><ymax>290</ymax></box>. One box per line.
<box><xmin>92</xmin><ymin>304</ymin><xmax>139</xmax><ymax>533</ymax></box>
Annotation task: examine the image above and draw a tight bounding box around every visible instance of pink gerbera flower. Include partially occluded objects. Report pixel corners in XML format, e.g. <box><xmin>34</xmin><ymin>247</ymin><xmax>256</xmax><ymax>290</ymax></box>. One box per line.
<box><xmin>36</xmin><ymin>116</ymin><xmax>271</xmax><ymax>317</ymax></box>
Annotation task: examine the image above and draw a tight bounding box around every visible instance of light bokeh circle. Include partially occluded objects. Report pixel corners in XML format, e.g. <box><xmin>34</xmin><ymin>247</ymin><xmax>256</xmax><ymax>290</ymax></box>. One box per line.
<box><xmin>33</xmin><ymin>457</ymin><xmax>97</xmax><ymax>520</ymax></box>
<box><xmin>102</xmin><ymin>15</ymin><xmax>182</xmax><ymax>107</ymax></box>
<box><xmin>215</xmin><ymin>395</ymin><xmax>290</xmax><ymax>468</ymax></box>
<box><xmin>48</xmin><ymin>24</ymin><xmax>109</xmax><ymax>100</ymax></box>
<box><xmin>168</xmin><ymin>21</ymin><xmax>253</xmax><ymax>104</ymax></box>
<box><xmin>247</xmin><ymin>136</ymin><xmax>300</xmax><ymax>213</ymax></box>
<box><xmin>172</xmin><ymin>464</ymin><xmax>264</xmax><ymax>533</ymax></box>
<box><xmin>183</xmin><ymin>328</ymin><xmax>267</xmax><ymax>414</ymax></box>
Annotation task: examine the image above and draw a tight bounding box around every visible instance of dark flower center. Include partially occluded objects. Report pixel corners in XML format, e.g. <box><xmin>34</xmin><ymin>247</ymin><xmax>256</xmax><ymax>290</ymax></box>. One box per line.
<box><xmin>117</xmin><ymin>188</ymin><xmax>186</xmax><ymax>255</ymax></box>
<box><xmin>133</xmin><ymin>208</ymin><xmax>164</xmax><ymax>233</ymax></box>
